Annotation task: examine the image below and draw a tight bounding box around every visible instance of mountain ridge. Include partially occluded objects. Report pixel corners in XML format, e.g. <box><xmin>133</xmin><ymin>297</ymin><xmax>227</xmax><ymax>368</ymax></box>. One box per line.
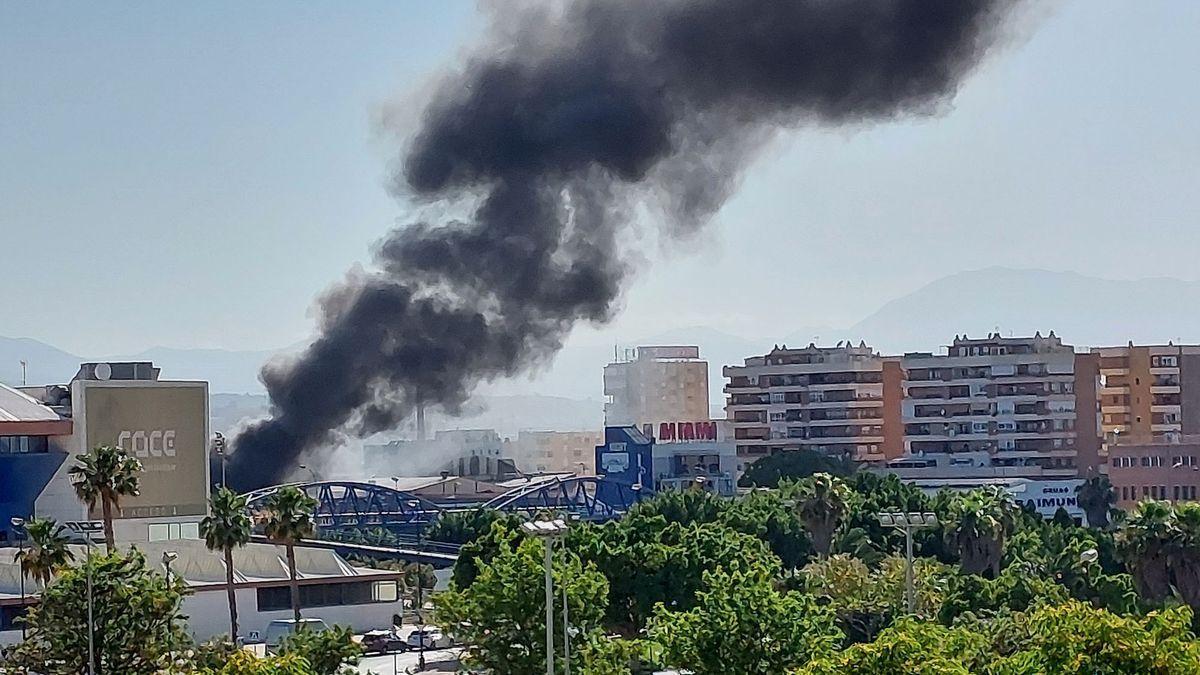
<box><xmin>6</xmin><ymin>268</ymin><xmax>1200</xmax><ymax>404</ymax></box>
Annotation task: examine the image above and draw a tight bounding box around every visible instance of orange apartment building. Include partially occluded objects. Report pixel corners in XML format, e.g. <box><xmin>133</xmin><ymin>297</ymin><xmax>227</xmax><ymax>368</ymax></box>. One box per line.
<box><xmin>1092</xmin><ymin>344</ymin><xmax>1200</xmax><ymax>505</ymax></box>
<box><xmin>603</xmin><ymin>346</ymin><xmax>710</xmax><ymax>428</ymax></box>
<box><xmin>1093</xmin><ymin>343</ymin><xmax>1200</xmax><ymax>448</ymax></box>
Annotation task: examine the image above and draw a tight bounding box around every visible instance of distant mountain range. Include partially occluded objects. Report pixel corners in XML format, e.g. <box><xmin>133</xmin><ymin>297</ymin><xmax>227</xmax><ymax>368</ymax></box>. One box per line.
<box><xmin>209</xmin><ymin>392</ymin><xmax>605</xmax><ymax>439</ymax></box>
<box><xmin>6</xmin><ymin>268</ymin><xmax>1200</xmax><ymax>424</ymax></box>
<box><xmin>0</xmin><ymin>338</ymin><xmax>283</xmax><ymax>394</ymax></box>
<box><xmin>840</xmin><ymin>268</ymin><xmax>1200</xmax><ymax>355</ymax></box>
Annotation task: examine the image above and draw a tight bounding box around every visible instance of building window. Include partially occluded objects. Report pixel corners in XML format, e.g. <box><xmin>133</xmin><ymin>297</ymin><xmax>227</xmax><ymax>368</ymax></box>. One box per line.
<box><xmin>0</xmin><ymin>436</ymin><xmax>50</xmax><ymax>454</ymax></box>
<box><xmin>256</xmin><ymin>580</ymin><xmax>399</xmax><ymax>612</ymax></box>
<box><xmin>148</xmin><ymin>522</ymin><xmax>201</xmax><ymax>542</ymax></box>
<box><xmin>1143</xmin><ymin>486</ymin><xmax>1150</xmax><ymax>498</ymax></box>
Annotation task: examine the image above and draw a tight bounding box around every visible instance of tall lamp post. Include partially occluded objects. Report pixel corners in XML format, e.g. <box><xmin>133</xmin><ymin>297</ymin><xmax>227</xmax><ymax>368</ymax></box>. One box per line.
<box><xmin>521</xmin><ymin>518</ymin><xmax>570</xmax><ymax>675</ymax></box>
<box><xmin>406</xmin><ymin>500</ymin><xmax>427</xmax><ymax>671</ymax></box>
<box><xmin>877</xmin><ymin>511</ymin><xmax>939</xmax><ymax>614</ymax></box>
<box><xmin>162</xmin><ymin>551</ymin><xmax>179</xmax><ymax>670</ymax></box>
<box><xmin>73</xmin><ymin>520</ymin><xmax>104</xmax><ymax>675</ymax></box>
<box><xmin>10</xmin><ymin>517</ymin><xmax>25</xmax><ymax>639</ymax></box>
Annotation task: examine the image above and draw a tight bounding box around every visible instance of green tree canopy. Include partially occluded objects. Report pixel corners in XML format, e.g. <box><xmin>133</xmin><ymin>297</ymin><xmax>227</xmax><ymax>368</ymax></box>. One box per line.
<box><xmin>436</xmin><ymin>535</ymin><xmax>609</xmax><ymax>674</ymax></box>
<box><xmin>6</xmin><ymin>549</ymin><xmax>188</xmax><ymax>674</ymax></box>
<box><xmin>738</xmin><ymin>448</ymin><xmax>854</xmax><ymax>488</ymax></box>
<box><xmin>650</xmin><ymin>565</ymin><xmax>842</xmax><ymax>674</ymax></box>
<box><xmin>803</xmin><ymin>554</ymin><xmax>953</xmax><ymax>643</ymax></box>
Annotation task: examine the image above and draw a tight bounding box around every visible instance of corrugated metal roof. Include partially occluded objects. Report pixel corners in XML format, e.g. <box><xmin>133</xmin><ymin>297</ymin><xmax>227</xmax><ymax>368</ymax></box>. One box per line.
<box><xmin>0</xmin><ymin>383</ymin><xmax>61</xmax><ymax>423</ymax></box>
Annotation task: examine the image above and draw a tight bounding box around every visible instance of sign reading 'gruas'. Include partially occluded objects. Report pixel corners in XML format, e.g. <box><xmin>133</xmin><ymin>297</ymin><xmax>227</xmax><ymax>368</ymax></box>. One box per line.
<box><xmin>117</xmin><ymin>429</ymin><xmax>177</xmax><ymax>458</ymax></box>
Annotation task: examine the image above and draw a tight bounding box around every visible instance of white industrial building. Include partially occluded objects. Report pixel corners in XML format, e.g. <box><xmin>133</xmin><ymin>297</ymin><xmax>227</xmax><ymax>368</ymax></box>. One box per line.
<box><xmin>0</xmin><ymin>539</ymin><xmax>405</xmax><ymax>645</ymax></box>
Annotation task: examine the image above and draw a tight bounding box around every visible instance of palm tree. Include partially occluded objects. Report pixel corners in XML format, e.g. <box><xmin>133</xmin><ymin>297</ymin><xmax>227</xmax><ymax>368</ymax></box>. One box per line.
<box><xmin>1076</xmin><ymin>476</ymin><xmax>1116</xmax><ymax>529</ymax></box>
<box><xmin>69</xmin><ymin>444</ymin><xmax>142</xmax><ymax>553</ymax></box>
<box><xmin>1116</xmin><ymin>499</ymin><xmax>1174</xmax><ymax>602</ymax></box>
<box><xmin>786</xmin><ymin>473</ymin><xmax>851</xmax><ymax>558</ymax></box>
<box><xmin>260</xmin><ymin>486</ymin><xmax>317</xmax><ymax>623</ymax></box>
<box><xmin>945</xmin><ymin>487</ymin><xmax>1015</xmax><ymax>577</ymax></box>
<box><xmin>200</xmin><ymin>487</ymin><xmax>253</xmax><ymax>641</ymax></box>
<box><xmin>15</xmin><ymin>517</ymin><xmax>75</xmax><ymax>587</ymax></box>
<box><xmin>1168</xmin><ymin>502</ymin><xmax>1200</xmax><ymax>610</ymax></box>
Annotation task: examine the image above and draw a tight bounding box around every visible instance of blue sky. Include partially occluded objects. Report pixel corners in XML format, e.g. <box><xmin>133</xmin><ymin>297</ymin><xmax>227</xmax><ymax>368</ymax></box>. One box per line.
<box><xmin>2</xmin><ymin>1</ymin><xmax>1198</xmax><ymax>356</ymax></box>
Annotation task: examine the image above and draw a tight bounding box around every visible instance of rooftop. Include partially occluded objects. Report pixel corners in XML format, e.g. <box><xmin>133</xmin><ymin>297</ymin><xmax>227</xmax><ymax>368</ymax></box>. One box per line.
<box><xmin>0</xmin><ymin>383</ymin><xmax>71</xmax><ymax>435</ymax></box>
<box><xmin>0</xmin><ymin>539</ymin><xmax>400</xmax><ymax>602</ymax></box>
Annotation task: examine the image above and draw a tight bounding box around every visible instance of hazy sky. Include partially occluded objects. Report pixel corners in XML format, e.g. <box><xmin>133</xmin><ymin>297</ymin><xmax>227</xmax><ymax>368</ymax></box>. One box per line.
<box><xmin>3</xmin><ymin>1</ymin><xmax>1198</xmax><ymax>357</ymax></box>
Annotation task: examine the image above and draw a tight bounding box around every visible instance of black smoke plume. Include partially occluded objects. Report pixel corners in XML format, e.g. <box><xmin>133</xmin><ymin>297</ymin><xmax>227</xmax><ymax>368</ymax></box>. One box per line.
<box><xmin>229</xmin><ymin>0</ymin><xmax>1022</xmax><ymax>490</ymax></box>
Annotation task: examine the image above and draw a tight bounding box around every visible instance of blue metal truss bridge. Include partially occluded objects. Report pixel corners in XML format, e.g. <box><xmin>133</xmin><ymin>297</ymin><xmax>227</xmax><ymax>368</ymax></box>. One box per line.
<box><xmin>241</xmin><ymin>475</ymin><xmax>645</xmax><ymax>538</ymax></box>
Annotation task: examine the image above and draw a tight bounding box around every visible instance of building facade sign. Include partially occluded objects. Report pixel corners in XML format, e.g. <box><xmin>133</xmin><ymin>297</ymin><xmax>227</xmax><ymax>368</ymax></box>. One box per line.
<box><xmin>1009</xmin><ymin>479</ymin><xmax>1085</xmax><ymax>521</ymax></box>
<box><xmin>82</xmin><ymin>383</ymin><xmax>209</xmax><ymax>519</ymax></box>
<box><xmin>644</xmin><ymin>421</ymin><xmax>718</xmax><ymax>442</ymax></box>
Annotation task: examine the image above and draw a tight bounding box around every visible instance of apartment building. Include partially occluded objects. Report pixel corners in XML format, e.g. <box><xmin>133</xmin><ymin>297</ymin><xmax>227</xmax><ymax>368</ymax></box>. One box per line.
<box><xmin>901</xmin><ymin>332</ymin><xmax>1086</xmax><ymax>479</ymax></box>
<box><xmin>603</xmin><ymin>346</ymin><xmax>710</xmax><ymax>427</ymax></box>
<box><xmin>505</xmin><ymin>430</ymin><xmax>603</xmax><ymax>475</ymax></box>
<box><xmin>1092</xmin><ymin>344</ymin><xmax>1200</xmax><ymax>452</ymax></box>
<box><xmin>723</xmin><ymin>342</ymin><xmax>904</xmax><ymax>467</ymax></box>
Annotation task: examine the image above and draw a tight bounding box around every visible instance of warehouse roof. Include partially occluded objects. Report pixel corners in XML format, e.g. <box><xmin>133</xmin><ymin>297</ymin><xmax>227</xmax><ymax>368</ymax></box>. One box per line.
<box><xmin>0</xmin><ymin>383</ymin><xmax>60</xmax><ymax>423</ymax></box>
<box><xmin>0</xmin><ymin>383</ymin><xmax>71</xmax><ymax>435</ymax></box>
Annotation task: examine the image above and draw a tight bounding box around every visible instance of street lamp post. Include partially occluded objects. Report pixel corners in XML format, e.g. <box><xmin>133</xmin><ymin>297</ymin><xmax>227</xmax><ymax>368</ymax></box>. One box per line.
<box><xmin>559</xmin><ymin>538</ymin><xmax>572</xmax><ymax>675</ymax></box>
<box><xmin>877</xmin><ymin>512</ymin><xmax>939</xmax><ymax>615</ymax></box>
<box><xmin>11</xmin><ymin>517</ymin><xmax>25</xmax><ymax>639</ymax></box>
<box><xmin>406</xmin><ymin>500</ymin><xmax>427</xmax><ymax>671</ymax></box>
<box><xmin>522</xmin><ymin>518</ymin><xmax>570</xmax><ymax>675</ymax></box>
<box><xmin>73</xmin><ymin>520</ymin><xmax>104</xmax><ymax>675</ymax></box>
<box><xmin>163</xmin><ymin>551</ymin><xmax>179</xmax><ymax>671</ymax></box>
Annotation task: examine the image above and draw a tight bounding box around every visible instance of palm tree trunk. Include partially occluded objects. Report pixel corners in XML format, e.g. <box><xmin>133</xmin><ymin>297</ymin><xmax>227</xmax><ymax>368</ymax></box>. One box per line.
<box><xmin>101</xmin><ymin>497</ymin><xmax>115</xmax><ymax>553</ymax></box>
<box><xmin>224</xmin><ymin>547</ymin><xmax>239</xmax><ymax>641</ymax></box>
<box><xmin>286</xmin><ymin>543</ymin><xmax>301</xmax><ymax>623</ymax></box>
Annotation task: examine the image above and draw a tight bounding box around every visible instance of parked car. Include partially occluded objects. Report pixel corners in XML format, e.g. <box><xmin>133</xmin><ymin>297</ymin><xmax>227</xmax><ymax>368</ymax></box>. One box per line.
<box><xmin>407</xmin><ymin>627</ymin><xmax>453</xmax><ymax>650</ymax></box>
<box><xmin>361</xmin><ymin>628</ymin><xmax>408</xmax><ymax>655</ymax></box>
<box><xmin>264</xmin><ymin>618</ymin><xmax>330</xmax><ymax>653</ymax></box>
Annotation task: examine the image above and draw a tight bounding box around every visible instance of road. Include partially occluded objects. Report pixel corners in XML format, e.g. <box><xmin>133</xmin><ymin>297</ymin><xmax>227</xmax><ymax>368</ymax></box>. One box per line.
<box><xmin>354</xmin><ymin>648</ymin><xmax>461</xmax><ymax>674</ymax></box>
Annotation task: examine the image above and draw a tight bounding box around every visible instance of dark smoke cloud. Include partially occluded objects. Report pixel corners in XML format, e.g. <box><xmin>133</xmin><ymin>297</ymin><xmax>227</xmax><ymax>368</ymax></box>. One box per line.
<box><xmin>229</xmin><ymin>0</ymin><xmax>1022</xmax><ymax>490</ymax></box>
